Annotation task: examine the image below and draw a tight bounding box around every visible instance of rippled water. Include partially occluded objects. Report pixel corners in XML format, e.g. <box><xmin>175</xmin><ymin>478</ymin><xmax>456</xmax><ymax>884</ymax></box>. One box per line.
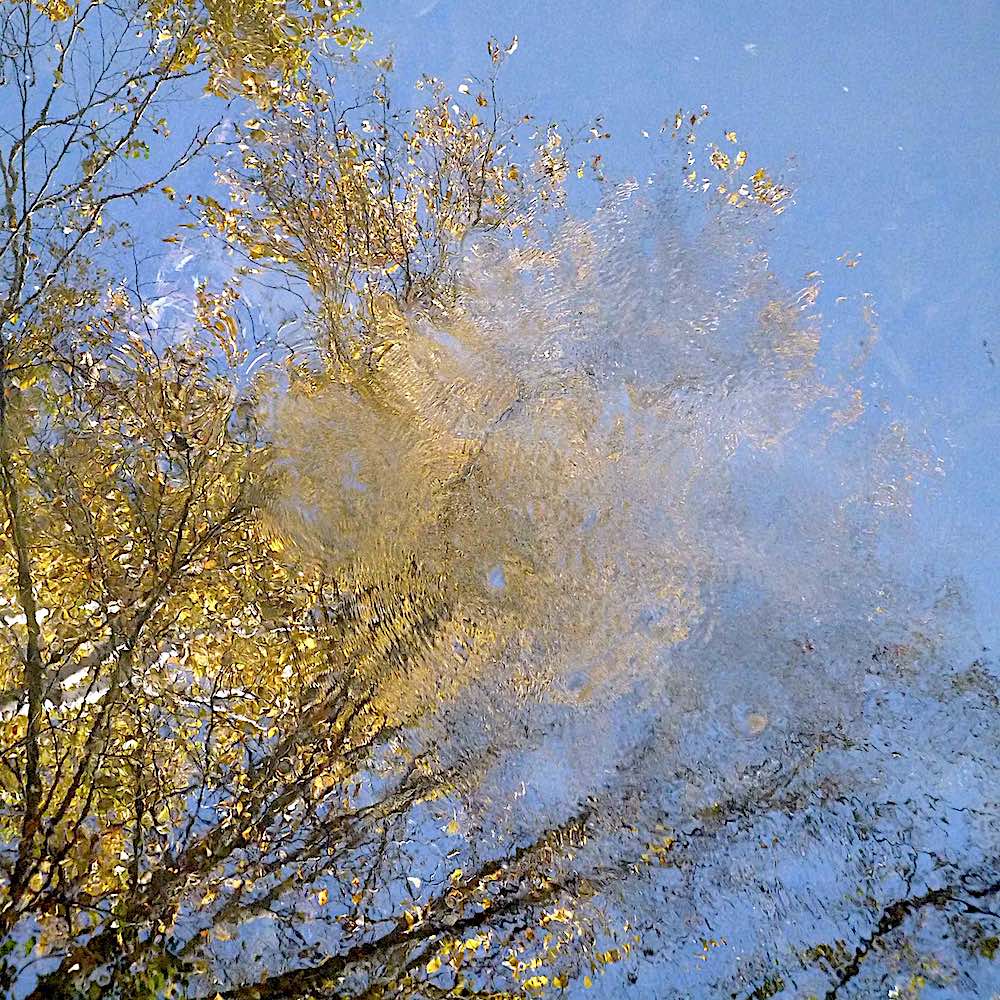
<box><xmin>1</xmin><ymin>124</ymin><xmax>996</xmax><ymax>1000</ymax></box>
<box><xmin>258</xmin><ymin>181</ymin><xmax>999</xmax><ymax>996</ymax></box>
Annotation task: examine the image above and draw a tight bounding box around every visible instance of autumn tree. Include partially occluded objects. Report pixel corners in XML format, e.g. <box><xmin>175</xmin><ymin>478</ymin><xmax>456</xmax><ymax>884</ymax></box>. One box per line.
<box><xmin>4</xmin><ymin>4</ymin><xmax>992</xmax><ymax>999</ymax></box>
<box><xmin>0</xmin><ymin>7</ymin><xmax>645</xmax><ymax>994</ymax></box>
<box><xmin>0</xmin><ymin>205</ymin><xmax>644</xmax><ymax>1000</ymax></box>
<box><xmin>0</xmin><ymin>0</ymin><xmax>366</xmax><ymax>865</ymax></box>
<box><xmin>0</xmin><ymin>286</ymin><xmax>636</xmax><ymax>998</ymax></box>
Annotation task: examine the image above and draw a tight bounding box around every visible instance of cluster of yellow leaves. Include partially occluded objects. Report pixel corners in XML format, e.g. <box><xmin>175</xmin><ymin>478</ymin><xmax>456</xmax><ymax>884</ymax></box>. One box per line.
<box><xmin>668</xmin><ymin>106</ymin><xmax>792</xmax><ymax>213</ymax></box>
<box><xmin>2</xmin><ymin>332</ymin><xmax>251</xmax><ymax>880</ymax></box>
<box><xmin>25</xmin><ymin>0</ymin><xmax>368</xmax><ymax>111</ymax></box>
<box><xmin>30</xmin><ymin>0</ymin><xmax>73</xmax><ymax>20</ymax></box>
<box><xmin>146</xmin><ymin>0</ymin><xmax>369</xmax><ymax>104</ymax></box>
<box><xmin>638</xmin><ymin>832</ymin><xmax>676</xmax><ymax>867</ymax></box>
<box><xmin>201</xmin><ymin>67</ymin><xmax>573</xmax><ymax>368</ymax></box>
<box><xmin>0</xmin><ymin>269</ymin><xmax>481</xmax><ymax>967</ymax></box>
<box><xmin>193</xmin><ymin>279</ymin><xmax>242</xmax><ymax>363</ymax></box>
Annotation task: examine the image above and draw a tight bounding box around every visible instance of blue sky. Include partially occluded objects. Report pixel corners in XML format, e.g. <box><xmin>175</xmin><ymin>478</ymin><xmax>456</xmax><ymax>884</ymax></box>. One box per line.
<box><xmin>363</xmin><ymin>0</ymin><xmax>1000</xmax><ymax>643</ymax></box>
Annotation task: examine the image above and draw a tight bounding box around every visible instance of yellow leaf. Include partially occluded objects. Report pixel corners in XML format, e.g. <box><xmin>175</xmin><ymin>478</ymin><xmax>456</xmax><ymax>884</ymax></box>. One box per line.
<box><xmin>735</xmin><ymin>150</ymin><xmax>747</xmax><ymax>167</ymax></box>
<box><xmin>709</xmin><ymin>148</ymin><xmax>730</xmax><ymax>170</ymax></box>
<box><xmin>16</xmin><ymin>368</ymin><xmax>43</xmax><ymax>390</ymax></box>
<box><xmin>724</xmin><ymin>130</ymin><xmax>737</xmax><ymax>143</ymax></box>
<box><xmin>426</xmin><ymin>955</ymin><xmax>442</xmax><ymax>974</ymax></box>
<box><xmin>317</xmin><ymin>888</ymin><xmax>329</xmax><ymax>905</ymax></box>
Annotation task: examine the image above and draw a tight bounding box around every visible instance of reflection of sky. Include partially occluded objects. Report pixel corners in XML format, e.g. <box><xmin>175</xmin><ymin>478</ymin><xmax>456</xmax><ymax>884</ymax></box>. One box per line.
<box><xmin>4</xmin><ymin>5</ymin><xmax>997</xmax><ymax>994</ymax></box>
<box><xmin>363</xmin><ymin>0</ymin><xmax>1000</xmax><ymax>642</ymax></box>
<box><xmin>350</xmin><ymin>9</ymin><xmax>1000</xmax><ymax>995</ymax></box>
